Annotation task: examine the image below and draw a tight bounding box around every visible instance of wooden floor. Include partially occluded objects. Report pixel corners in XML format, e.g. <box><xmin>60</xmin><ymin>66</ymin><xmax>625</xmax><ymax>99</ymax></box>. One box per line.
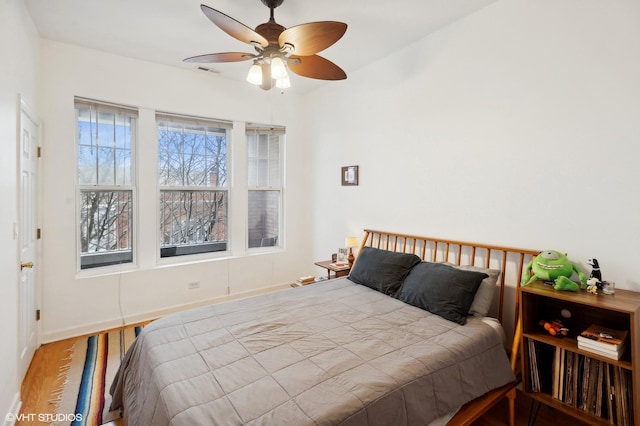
<box><xmin>19</xmin><ymin>332</ymin><xmax>588</xmax><ymax>426</ymax></box>
<box><xmin>18</xmin><ymin>337</ymin><xmax>75</xmax><ymax>425</ymax></box>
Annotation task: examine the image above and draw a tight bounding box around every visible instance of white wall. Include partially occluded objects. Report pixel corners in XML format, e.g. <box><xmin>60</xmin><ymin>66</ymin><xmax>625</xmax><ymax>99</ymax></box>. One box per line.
<box><xmin>38</xmin><ymin>41</ymin><xmax>313</xmax><ymax>342</ymax></box>
<box><xmin>308</xmin><ymin>0</ymin><xmax>640</xmax><ymax>291</ymax></box>
<box><xmin>0</xmin><ymin>0</ymin><xmax>40</xmax><ymax>420</ymax></box>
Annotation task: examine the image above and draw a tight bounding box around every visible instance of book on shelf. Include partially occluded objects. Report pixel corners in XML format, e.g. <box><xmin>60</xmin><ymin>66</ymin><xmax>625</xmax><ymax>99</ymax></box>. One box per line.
<box><xmin>578</xmin><ymin>339</ymin><xmax>626</xmax><ymax>360</ymax></box>
<box><xmin>552</xmin><ymin>347</ymin><xmax>559</xmax><ymax>398</ymax></box>
<box><xmin>613</xmin><ymin>365</ymin><xmax>632</xmax><ymax>426</ymax></box>
<box><xmin>525</xmin><ymin>340</ymin><xmax>633</xmax><ymax>425</ymax></box>
<box><xmin>552</xmin><ymin>347</ymin><xmax>567</xmax><ymax>400</ymax></box>
<box><xmin>528</xmin><ymin>338</ymin><xmax>540</xmax><ymax>392</ymax></box>
<box><xmin>614</xmin><ymin>365</ymin><xmax>624</xmax><ymax>426</ymax></box>
<box><xmin>527</xmin><ymin>338</ymin><xmax>554</xmax><ymax>394</ymax></box>
<box><xmin>595</xmin><ymin>361</ymin><xmax>605</xmax><ymax>418</ymax></box>
<box><xmin>580</xmin><ymin>356</ymin><xmax>591</xmax><ymax>410</ymax></box>
<box><xmin>578</xmin><ymin>324</ymin><xmax>628</xmax><ymax>350</ymax></box>
<box><xmin>564</xmin><ymin>351</ymin><xmax>580</xmax><ymax>406</ymax></box>
<box><xmin>605</xmin><ymin>364</ymin><xmax>615</xmax><ymax>424</ymax></box>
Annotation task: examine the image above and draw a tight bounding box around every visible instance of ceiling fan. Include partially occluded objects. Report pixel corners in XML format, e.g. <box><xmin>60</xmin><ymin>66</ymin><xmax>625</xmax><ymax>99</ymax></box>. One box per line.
<box><xmin>184</xmin><ymin>0</ymin><xmax>348</xmax><ymax>90</ymax></box>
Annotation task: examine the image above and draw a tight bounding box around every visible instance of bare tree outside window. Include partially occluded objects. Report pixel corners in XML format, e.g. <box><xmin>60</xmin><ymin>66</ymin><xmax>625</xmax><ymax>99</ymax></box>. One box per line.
<box><xmin>80</xmin><ymin>190</ymin><xmax>132</xmax><ymax>255</ymax></box>
<box><xmin>157</xmin><ymin>117</ymin><xmax>230</xmax><ymax>257</ymax></box>
<box><xmin>76</xmin><ymin>100</ymin><xmax>136</xmax><ymax>269</ymax></box>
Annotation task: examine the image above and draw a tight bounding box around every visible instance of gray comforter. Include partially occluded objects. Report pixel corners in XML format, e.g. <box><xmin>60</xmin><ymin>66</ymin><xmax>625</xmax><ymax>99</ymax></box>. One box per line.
<box><xmin>110</xmin><ymin>278</ymin><xmax>514</xmax><ymax>425</ymax></box>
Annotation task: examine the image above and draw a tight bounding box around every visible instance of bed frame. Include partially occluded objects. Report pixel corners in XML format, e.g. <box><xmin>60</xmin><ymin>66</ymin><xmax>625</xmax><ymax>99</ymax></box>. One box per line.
<box><xmin>358</xmin><ymin>229</ymin><xmax>539</xmax><ymax>426</ymax></box>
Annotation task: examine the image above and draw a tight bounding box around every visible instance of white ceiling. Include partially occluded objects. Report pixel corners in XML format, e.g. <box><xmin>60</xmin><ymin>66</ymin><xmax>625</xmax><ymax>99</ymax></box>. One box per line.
<box><xmin>24</xmin><ymin>0</ymin><xmax>496</xmax><ymax>93</ymax></box>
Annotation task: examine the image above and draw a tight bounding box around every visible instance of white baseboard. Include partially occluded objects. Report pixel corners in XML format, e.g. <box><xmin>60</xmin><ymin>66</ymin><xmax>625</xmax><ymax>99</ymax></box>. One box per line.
<box><xmin>41</xmin><ymin>318</ymin><xmax>126</xmax><ymax>344</ymax></box>
<box><xmin>41</xmin><ymin>282</ymin><xmax>292</xmax><ymax>344</ymax></box>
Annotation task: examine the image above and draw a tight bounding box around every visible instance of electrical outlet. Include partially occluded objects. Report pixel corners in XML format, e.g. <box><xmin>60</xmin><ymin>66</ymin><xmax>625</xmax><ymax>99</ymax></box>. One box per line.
<box><xmin>187</xmin><ymin>281</ymin><xmax>200</xmax><ymax>290</ymax></box>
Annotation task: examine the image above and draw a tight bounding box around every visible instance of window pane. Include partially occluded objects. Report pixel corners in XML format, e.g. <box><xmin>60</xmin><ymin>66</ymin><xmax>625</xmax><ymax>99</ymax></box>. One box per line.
<box><xmin>258</xmin><ymin>159</ymin><xmax>268</xmax><ymax>186</ymax></box>
<box><xmin>247</xmin><ymin>134</ymin><xmax>258</xmax><ymax>187</ymax></box>
<box><xmin>97</xmin><ymin>147</ymin><xmax>115</xmax><ymax>185</ymax></box>
<box><xmin>268</xmin><ymin>138</ymin><xmax>280</xmax><ymax>187</ymax></box>
<box><xmin>114</xmin><ymin>115</ymin><xmax>132</xmax><ymax>150</ymax></box>
<box><xmin>247</xmin><ymin>138</ymin><xmax>257</xmax><ymax>157</ymax></box>
<box><xmin>79</xmin><ymin>190</ymin><xmax>133</xmax><ymax>269</ymax></box>
<box><xmin>157</xmin><ymin>121</ymin><xmax>227</xmax><ymax>187</ymax></box>
<box><xmin>77</xmin><ymin>106</ymin><xmax>133</xmax><ymax>186</ymax></box>
<box><xmin>247</xmin><ymin>134</ymin><xmax>280</xmax><ymax>188</ymax></box>
<box><xmin>247</xmin><ymin>127</ymin><xmax>283</xmax><ymax>250</ymax></box>
<box><xmin>115</xmin><ymin>147</ymin><xmax>131</xmax><ymax>185</ymax></box>
<box><xmin>258</xmin><ymin>137</ymin><xmax>269</xmax><ymax>157</ymax></box>
<box><xmin>248</xmin><ymin>190</ymin><xmax>280</xmax><ymax>249</ymax></box>
<box><xmin>157</xmin><ymin>115</ymin><xmax>229</xmax><ymax>258</ymax></box>
<box><xmin>76</xmin><ymin>100</ymin><xmax>136</xmax><ymax>270</ymax></box>
<box><xmin>77</xmin><ymin>145</ymin><xmax>97</xmax><ymax>185</ymax></box>
<box><xmin>159</xmin><ymin>190</ymin><xmax>228</xmax><ymax>257</ymax></box>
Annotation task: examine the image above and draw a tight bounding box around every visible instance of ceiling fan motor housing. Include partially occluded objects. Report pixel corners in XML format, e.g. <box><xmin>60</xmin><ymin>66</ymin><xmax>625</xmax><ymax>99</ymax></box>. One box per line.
<box><xmin>261</xmin><ymin>0</ymin><xmax>285</xmax><ymax>9</ymax></box>
<box><xmin>255</xmin><ymin>22</ymin><xmax>286</xmax><ymax>48</ymax></box>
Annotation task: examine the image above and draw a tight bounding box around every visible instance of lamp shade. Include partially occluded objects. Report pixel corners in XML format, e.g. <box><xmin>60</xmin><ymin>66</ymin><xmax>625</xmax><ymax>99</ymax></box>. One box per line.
<box><xmin>345</xmin><ymin>237</ymin><xmax>358</xmax><ymax>248</ymax></box>
<box><xmin>276</xmin><ymin>74</ymin><xmax>291</xmax><ymax>89</ymax></box>
<box><xmin>246</xmin><ymin>63</ymin><xmax>262</xmax><ymax>85</ymax></box>
<box><xmin>270</xmin><ymin>56</ymin><xmax>288</xmax><ymax>79</ymax></box>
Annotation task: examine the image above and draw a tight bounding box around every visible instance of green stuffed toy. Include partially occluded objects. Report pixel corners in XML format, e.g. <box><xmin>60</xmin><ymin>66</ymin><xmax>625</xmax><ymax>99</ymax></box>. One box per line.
<box><xmin>521</xmin><ymin>250</ymin><xmax>587</xmax><ymax>292</ymax></box>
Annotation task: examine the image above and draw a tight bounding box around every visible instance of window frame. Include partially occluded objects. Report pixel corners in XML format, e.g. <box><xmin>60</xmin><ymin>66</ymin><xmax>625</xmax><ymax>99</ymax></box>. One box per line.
<box><xmin>156</xmin><ymin>112</ymin><xmax>232</xmax><ymax>260</ymax></box>
<box><xmin>246</xmin><ymin>124</ymin><xmax>285</xmax><ymax>251</ymax></box>
<box><xmin>75</xmin><ymin>98</ymin><xmax>138</xmax><ymax>272</ymax></box>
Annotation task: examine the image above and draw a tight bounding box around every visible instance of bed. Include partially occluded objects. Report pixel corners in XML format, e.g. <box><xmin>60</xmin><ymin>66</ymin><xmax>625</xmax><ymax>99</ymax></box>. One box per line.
<box><xmin>110</xmin><ymin>229</ymin><xmax>538</xmax><ymax>425</ymax></box>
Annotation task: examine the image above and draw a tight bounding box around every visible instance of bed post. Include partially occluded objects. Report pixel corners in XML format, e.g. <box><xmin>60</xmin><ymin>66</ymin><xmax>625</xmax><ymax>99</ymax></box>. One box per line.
<box><xmin>358</xmin><ymin>230</ymin><xmax>371</xmax><ymax>255</ymax></box>
<box><xmin>352</xmin><ymin>230</ymin><xmax>371</xmax><ymax>270</ymax></box>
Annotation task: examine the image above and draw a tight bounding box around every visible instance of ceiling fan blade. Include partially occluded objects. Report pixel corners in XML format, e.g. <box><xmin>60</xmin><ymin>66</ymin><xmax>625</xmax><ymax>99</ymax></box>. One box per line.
<box><xmin>200</xmin><ymin>4</ymin><xmax>268</xmax><ymax>48</ymax></box>
<box><xmin>184</xmin><ymin>52</ymin><xmax>257</xmax><ymax>63</ymax></box>
<box><xmin>288</xmin><ymin>55</ymin><xmax>347</xmax><ymax>80</ymax></box>
<box><xmin>279</xmin><ymin>22</ymin><xmax>347</xmax><ymax>56</ymax></box>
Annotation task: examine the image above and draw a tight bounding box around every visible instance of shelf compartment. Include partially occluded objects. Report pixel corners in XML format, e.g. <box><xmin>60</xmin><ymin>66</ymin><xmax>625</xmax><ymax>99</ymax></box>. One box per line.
<box><xmin>524</xmin><ymin>338</ymin><xmax>633</xmax><ymax>425</ymax></box>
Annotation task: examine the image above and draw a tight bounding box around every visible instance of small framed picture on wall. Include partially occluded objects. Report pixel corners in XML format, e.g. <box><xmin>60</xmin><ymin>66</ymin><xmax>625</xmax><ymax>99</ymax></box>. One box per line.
<box><xmin>341</xmin><ymin>165</ymin><xmax>359</xmax><ymax>186</ymax></box>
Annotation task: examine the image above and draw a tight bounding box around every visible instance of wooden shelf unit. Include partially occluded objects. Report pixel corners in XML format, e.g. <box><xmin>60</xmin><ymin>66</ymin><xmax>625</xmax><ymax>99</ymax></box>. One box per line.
<box><xmin>519</xmin><ymin>281</ymin><xmax>640</xmax><ymax>425</ymax></box>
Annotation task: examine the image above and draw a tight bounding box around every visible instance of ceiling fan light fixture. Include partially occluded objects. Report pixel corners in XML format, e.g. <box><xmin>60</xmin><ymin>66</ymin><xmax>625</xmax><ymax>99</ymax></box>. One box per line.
<box><xmin>246</xmin><ymin>62</ymin><xmax>263</xmax><ymax>85</ymax></box>
<box><xmin>270</xmin><ymin>56</ymin><xmax>288</xmax><ymax>80</ymax></box>
<box><xmin>276</xmin><ymin>74</ymin><xmax>291</xmax><ymax>89</ymax></box>
<box><xmin>186</xmin><ymin>2</ymin><xmax>348</xmax><ymax>91</ymax></box>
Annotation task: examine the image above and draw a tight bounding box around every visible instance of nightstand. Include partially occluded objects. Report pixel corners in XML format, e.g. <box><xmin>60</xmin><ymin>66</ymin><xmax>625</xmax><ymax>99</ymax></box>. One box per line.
<box><xmin>314</xmin><ymin>260</ymin><xmax>351</xmax><ymax>280</ymax></box>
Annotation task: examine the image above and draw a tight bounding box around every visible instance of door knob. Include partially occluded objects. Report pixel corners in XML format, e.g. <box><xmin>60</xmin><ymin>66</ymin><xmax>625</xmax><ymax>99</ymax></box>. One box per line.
<box><xmin>20</xmin><ymin>261</ymin><xmax>34</xmax><ymax>270</ymax></box>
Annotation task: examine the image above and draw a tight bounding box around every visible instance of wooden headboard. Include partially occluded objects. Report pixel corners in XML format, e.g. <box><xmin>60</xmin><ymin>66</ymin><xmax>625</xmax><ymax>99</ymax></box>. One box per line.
<box><xmin>358</xmin><ymin>229</ymin><xmax>539</xmax><ymax>343</ymax></box>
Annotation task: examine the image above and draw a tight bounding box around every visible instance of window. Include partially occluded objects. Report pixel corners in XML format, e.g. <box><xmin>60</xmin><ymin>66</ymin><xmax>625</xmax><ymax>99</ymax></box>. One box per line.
<box><xmin>76</xmin><ymin>99</ymin><xmax>136</xmax><ymax>269</ymax></box>
<box><xmin>247</xmin><ymin>124</ymin><xmax>284</xmax><ymax>249</ymax></box>
<box><xmin>157</xmin><ymin>113</ymin><xmax>231</xmax><ymax>258</ymax></box>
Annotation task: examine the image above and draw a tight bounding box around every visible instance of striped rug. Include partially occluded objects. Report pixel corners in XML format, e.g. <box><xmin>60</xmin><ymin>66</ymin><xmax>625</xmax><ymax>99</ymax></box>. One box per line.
<box><xmin>55</xmin><ymin>326</ymin><xmax>142</xmax><ymax>425</ymax></box>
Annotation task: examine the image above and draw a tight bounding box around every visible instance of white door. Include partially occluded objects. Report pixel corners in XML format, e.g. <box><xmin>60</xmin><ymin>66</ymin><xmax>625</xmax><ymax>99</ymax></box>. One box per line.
<box><xmin>18</xmin><ymin>101</ymin><xmax>39</xmax><ymax>383</ymax></box>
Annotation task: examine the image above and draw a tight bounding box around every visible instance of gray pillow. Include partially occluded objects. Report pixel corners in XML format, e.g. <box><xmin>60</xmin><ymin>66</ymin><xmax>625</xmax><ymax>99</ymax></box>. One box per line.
<box><xmin>349</xmin><ymin>247</ymin><xmax>421</xmax><ymax>295</ymax></box>
<box><xmin>396</xmin><ymin>262</ymin><xmax>488</xmax><ymax>325</ymax></box>
<box><xmin>450</xmin><ymin>264</ymin><xmax>501</xmax><ymax>317</ymax></box>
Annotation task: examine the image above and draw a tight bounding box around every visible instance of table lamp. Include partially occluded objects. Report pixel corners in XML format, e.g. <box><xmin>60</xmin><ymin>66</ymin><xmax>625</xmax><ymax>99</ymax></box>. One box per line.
<box><xmin>345</xmin><ymin>237</ymin><xmax>358</xmax><ymax>266</ymax></box>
